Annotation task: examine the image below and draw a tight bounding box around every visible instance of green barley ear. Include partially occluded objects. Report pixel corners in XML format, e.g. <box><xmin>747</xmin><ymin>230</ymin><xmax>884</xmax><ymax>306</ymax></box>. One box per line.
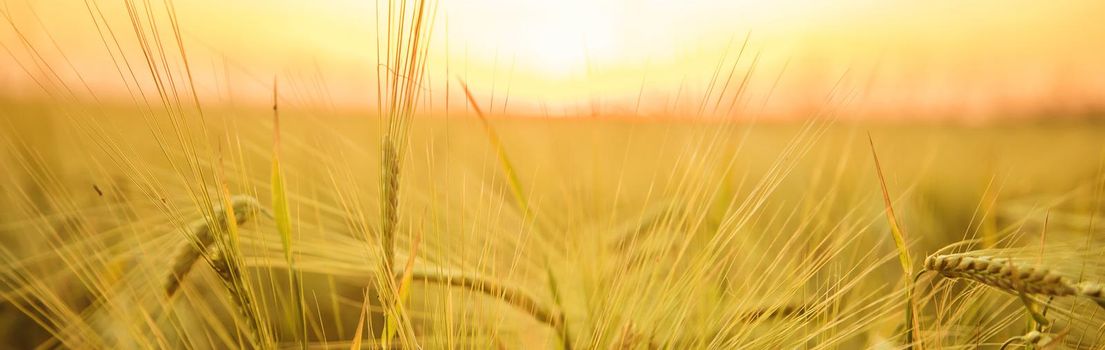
<box><xmin>271</xmin><ymin>81</ymin><xmax>307</xmax><ymax>349</ymax></box>
<box><xmin>375</xmin><ymin>0</ymin><xmax>436</xmax><ymax>346</ymax></box>
<box><xmin>377</xmin><ymin>139</ymin><xmax>402</xmax><ymax>347</ymax></box>
<box><xmin>380</xmin><ymin>140</ymin><xmax>400</xmax><ymax>272</ymax></box>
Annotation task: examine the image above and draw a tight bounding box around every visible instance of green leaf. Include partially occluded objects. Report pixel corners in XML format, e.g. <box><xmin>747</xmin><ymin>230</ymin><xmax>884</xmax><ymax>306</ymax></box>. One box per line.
<box><xmin>272</xmin><ymin>84</ymin><xmax>307</xmax><ymax>349</ymax></box>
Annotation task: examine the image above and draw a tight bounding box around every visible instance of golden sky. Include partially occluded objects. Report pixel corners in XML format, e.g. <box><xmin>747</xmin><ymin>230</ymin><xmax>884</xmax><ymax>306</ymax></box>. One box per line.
<box><xmin>2</xmin><ymin>0</ymin><xmax>1104</xmax><ymax>119</ymax></box>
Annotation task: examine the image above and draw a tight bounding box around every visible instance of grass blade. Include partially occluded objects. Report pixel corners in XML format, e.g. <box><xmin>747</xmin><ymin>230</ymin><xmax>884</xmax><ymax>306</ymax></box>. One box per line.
<box><xmin>458</xmin><ymin>78</ymin><xmax>530</xmax><ymax>218</ymax></box>
<box><xmin>350</xmin><ymin>289</ymin><xmax>370</xmax><ymax>350</ymax></box>
<box><xmin>272</xmin><ymin>82</ymin><xmax>307</xmax><ymax>348</ymax></box>
<box><xmin>868</xmin><ymin>133</ymin><xmax>919</xmax><ymax>347</ymax></box>
<box><xmin>382</xmin><ymin>230</ymin><xmax>422</xmax><ymax>346</ymax></box>
<box><xmin>868</xmin><ymin>134</ymin><xmax>911</xmax><ymax>273</ymax></box>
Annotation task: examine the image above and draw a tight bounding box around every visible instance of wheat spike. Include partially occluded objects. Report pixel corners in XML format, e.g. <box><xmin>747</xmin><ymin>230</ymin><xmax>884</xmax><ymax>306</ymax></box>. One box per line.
<box><xmin>165</xmin><ymin>195</ymin><xmax>273</xmax><ymax>349</ymax></box>
<box><xmin>924</xmin><ymin>254</ymin><xmax>1077</xmax><ymax>297</ymax></box>
<box><xmin>999</xmin><ymin>329</ymin><xmax>1067</xmax><ymax>350</ymax></box>
<box><xmin>380</xmin><ymin>140</ymin><xmax>400</xmax><ymax>272</ymax></box>
<box><xmin>165</xmin><ymin>195</ymin><xmax>269</xmax><ymax>297</ymax></box>
<box><xmin>1076</xmin><ymin>282</ymin><xmax>1105</xmax><ymax>308</ymax></box>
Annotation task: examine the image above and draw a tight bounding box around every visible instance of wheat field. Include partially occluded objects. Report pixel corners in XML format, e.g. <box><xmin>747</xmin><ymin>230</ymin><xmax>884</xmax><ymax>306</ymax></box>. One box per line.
<box><xmin>2</xmin><ymin>0</ymin><xmax>1105</xmax><ymax>349</ymax></box>
<box><xmin>3</xmin><ymin>105</ymin><xmax>1104</xmax><ymax>348</ymax></box>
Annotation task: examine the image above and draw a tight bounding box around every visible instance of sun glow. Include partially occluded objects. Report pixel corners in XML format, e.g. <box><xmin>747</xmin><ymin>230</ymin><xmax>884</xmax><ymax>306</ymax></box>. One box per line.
<box><xmin>0</xmin><ymin>0</ymin><xmax>1103</xmax><ymax>118</ymax></box>
<box><xmin>521</xmin><ymin>25</ymin><xmax>601</xmax><ymax>78</ymax></box>
<box><xmin>505</xmin><ymin>1</ymin><xmax>617</xmax><ymax>77</ymax></box>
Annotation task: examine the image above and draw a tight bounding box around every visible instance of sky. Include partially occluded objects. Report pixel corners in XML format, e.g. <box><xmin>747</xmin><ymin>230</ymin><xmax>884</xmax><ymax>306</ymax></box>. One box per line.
<box><xmin>1</xmin><ymin>0</ymin><xmax>1104</xmax><ymax>120</ymax></box>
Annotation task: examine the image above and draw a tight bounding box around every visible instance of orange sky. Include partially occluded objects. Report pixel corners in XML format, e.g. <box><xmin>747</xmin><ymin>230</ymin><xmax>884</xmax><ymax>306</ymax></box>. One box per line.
<box><xmin>1</xmin><ymin>0</ymin><xmax>1104</xmax><ymax>120</ymax></box>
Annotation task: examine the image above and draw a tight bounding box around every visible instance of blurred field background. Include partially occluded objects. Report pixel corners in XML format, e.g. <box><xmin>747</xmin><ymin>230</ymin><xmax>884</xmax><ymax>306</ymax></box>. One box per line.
<box><xmin>2</xmin><ymin>0</ymin><xmax>1105</xmax><ymax>349</ymax></box>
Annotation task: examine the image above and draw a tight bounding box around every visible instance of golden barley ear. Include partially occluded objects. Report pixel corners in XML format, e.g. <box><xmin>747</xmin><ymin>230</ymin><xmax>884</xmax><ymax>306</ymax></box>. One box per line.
<box><xmin>923</xmin><ymin>250</ymin><xmax>1105</xmax><ymax>331</ymax></box>
<box><xmin>165</xmin><ymin>195</ymin><xmax>273</xmax><ymax>349</ymax></box>
<box><xmin>1076</xmin><ymin>282</ymin><xmax>1105</xmax><ymax>310</ymax></box>
<box><xmin>924</xmin><ymin>254</ymin><xmax>1078</xmax><ymax>297</ymax></box>
<box><xmin>165</xmin><ymin>195</ymin><xmax>267</xmax><ymax>298</ymax></box>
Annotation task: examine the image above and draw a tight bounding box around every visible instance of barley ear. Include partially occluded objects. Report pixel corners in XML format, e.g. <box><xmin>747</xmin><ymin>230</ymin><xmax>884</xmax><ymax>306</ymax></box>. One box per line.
<box><xmin>923</xmin><ymin>254</ymin><xmax>1079</xmax><ymax>297</ymax></box>
<box><xmin>380</xmin><ymin>140</ymin><xmax>400</xmax><ymax>272</ymax></box>
<box><xmin>1077</xmin><ymin>282</ymin><xmax>1105</xmax><ymax>310</ymax></box>
<box><xmin>165</xmin><ymin>195</ymin><xmax>264</xmax><ymax>297</ymax></box>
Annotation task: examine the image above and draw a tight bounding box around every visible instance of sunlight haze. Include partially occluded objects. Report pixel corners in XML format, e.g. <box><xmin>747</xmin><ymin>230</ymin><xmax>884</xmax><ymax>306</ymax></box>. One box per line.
<box><xmin>1</xmin><ymin>0</ymin><xmax>1102</xmax><ymax>119</ymax></box>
